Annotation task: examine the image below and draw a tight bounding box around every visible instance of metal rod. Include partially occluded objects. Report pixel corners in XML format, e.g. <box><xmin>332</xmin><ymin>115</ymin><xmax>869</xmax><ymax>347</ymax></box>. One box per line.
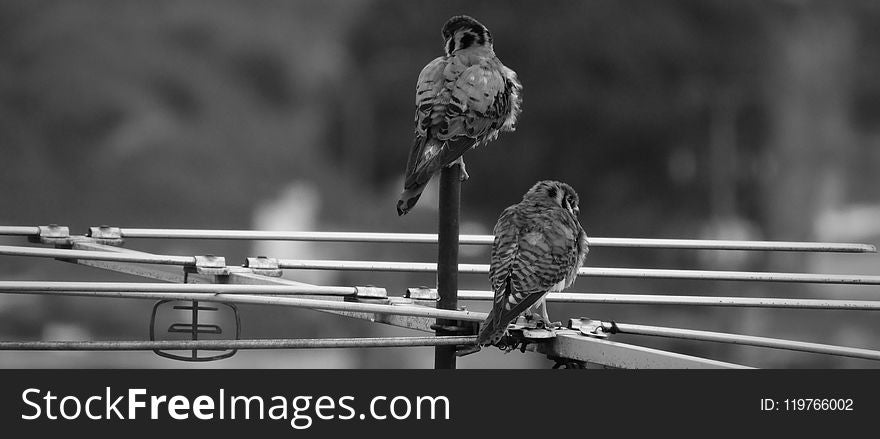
<box><xmin>0</xmin><ymin>336</ymin><xmax>478</xmax><ymax>351</ymax></box>
<box><xmin>0</xmin><ymin>281</ymin><xmax>368</xmax><ymax>296</ymax></box>
<box><xmin>277</xmin><ymin>259</ymin><xmax>880</xmax><ymax>285</ymax></box>
<box><xmin>0</xmin><ymin>245</ymin><xmax>195</xmax><ymax>266</ymax></box>
<box><xmin>3</xmin><ymin>225</ymin><xmax>872</xmax><ymax>252</ymax></box>
<box><xmin>613</xmin><ymin>322</ymin><xmax>880</xmax><ymax>361</ymax></box>
<box><xmin>456</xmin><ymin>290</ymin><xmax>880</xmax><ymax>310</ymax></box>
<box><xmin>60</xmin><ymin>245</ymin><xmax>432</xmax><ymax>332</ymax></box>
<box><xmin>579</xmin><ymin>267</ymin><xmax>880</xmax><ymax>285</ymax></box>
<box><xmin>110</xmin><ymin>228</ymin><xmax>876</xmax><ymax>252</ymax></box>
<box><xmin>435</xmin><ymin>164</ymin><xmax>461</xmax><ymax>369</ymax></box>
<box><xmin>0</xmin><ymin>288</ymin><xmax>488</xmax><ymax>321</ymax></box>
<box><xmin>0</xmin><ymin>226</ymin><xmax>41</xmax><ymax>236</ymax></box>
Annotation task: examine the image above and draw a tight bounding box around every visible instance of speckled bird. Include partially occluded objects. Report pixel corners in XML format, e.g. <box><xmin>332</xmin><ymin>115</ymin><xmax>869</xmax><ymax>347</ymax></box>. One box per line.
<box><xmin>478</xmin><ymin>180</ymin><xmax>589</xmax><ymax>347</ymax></box>
<box><xmin>397</xmin><ymin>15</ymin><xmax>522</xmax><ymax>215</ymax></box>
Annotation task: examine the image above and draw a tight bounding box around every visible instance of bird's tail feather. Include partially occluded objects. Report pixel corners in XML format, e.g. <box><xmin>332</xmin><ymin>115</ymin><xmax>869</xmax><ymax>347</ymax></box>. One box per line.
<box><xmin>398</xmin><ymin>136</ymin><xmax>440</xmax><ymax>215</ymax></box>
<box><xmin>397</xmin><ymin>185</ymin><xmax>427</xmax><ymax>216</ymax></box>
<box><xmin>477</xmin><ymin>308</ymin><xmax>505</xmax><ymax>346</ymax></box>
<box><xmin>398</xmin><ymin>135</ymin><xmax>476</xmax><ymax>215</ymax></box>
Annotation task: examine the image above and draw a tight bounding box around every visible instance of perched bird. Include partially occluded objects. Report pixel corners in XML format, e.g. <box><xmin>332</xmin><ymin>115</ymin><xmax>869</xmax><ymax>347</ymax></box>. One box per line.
<box><xmin>397</xmin><ymin>15</ymin><xmax>522</xmax><ymax>215</ymax></box>
<box><xmin>477</xmin><ymin>180</ymin><xmax>589</xmax><ymax>347</ymax></box>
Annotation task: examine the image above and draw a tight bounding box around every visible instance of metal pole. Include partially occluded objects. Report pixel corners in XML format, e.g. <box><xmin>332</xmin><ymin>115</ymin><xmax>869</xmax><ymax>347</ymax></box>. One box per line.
<box><xmin>435</xmin><ymin>164</ymin><xmax>461</xmax><ymax>369</ymax></box>
<box><xmin>100</xmin><ymin>228</ymin><xmax>878</xmax><ymax>253</ymax></box>
<box><xmin>0</xmin><ymin>288</ymin><xmax>488</xmax><ymax>321</ymax></box>
<box><xmin>0</xmin><ymin>226</ymin><xmax>41</xmax><ymax>236</ymax></box>
<box><xmin>0</xmin><ymin>281</ymin><xmax>374</xmax><ymax>296</ymax></box>
<box><xmin>455</xmin><ymin>290</ymin><xmax>880</xmax><ymax>310</ymax></box>
<box><xmin>277</xmin><ymin>259</ymin><xmax>880</xmax><ymax>285</ymax></box>
<box><xmin>0</xmin><ymin>336</ymin><xmax>479</xmax><ymax>351</ymax></box>
<box><xmin>0</xmin><ymin>245</ymin><xmax>195</xmax><ymax>266</ymax></box>
<box><xmin>2</xmin><ymin>225</ymin><xmax>876</xmax><ymax>252</ymax></box>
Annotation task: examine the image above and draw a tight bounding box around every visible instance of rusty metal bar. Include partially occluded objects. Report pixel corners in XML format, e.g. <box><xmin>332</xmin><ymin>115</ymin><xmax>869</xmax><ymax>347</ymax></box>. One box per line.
<box><xmin>0</xmin><ymin>336</ymin><xmax>478</xmax><ymax>351</ymax></box>
<box><xmin>611</xmin><ymin>322</ymin><xmax>880</xmax><ymax>361</ymax></box>
<box><xmin>530</xmin><ymin>334</ymin><xmax>752</xmax><ymax>369</ymax></box>
<box><xmin>454</xmin><ymin>290</ymin><xmax>880</xmax><ymax>310</ymax></box>
<box><xmin>277</xmin><ymin>259</ymin><xmax>880</xmax><ymax>285</ymax></box>
<box><xmin>0</xmin><ymin>245</ymin><xmax>195</xmax><ymax>266</ymax></box>
<box><xmin>435</xmin><ymin>164</ymin><xmax>461</xmax><ymax>369</ymax></box>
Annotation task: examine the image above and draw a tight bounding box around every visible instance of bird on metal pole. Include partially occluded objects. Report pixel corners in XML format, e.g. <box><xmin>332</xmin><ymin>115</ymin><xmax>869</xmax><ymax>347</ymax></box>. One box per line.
<box><xmin>478</xmin><ymin>180</ymin><xmax>589</xmax><ymax>349</ymax></box>
<box><xmin>397</xmin><ymin>15</ymin><xmax>522</xmax><ymax>215</ymax></box>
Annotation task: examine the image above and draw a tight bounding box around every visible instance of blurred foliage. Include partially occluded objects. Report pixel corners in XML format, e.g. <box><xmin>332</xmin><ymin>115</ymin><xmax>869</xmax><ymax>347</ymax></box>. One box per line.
<box><xmin>1</xmin><ymin>0</ymin><xmax>880</xmax><ymax>368</ymax></box>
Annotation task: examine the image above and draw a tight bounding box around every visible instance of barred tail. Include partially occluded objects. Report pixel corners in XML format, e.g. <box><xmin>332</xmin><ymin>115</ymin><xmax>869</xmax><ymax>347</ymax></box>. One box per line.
<box><xmin>477</xmin><ymin>309</ymin><xmax>505</xmax><ymax>346</ymax></box>
<box><xmin>398</xmin><ymin>134</ymin><xmax>475</xmax><ymax>216</ymax></box>
<box><xmin>396</xmin><ymin>184</ymin><xmax>427</xmax><ymax>216</ymax></box>
<box><xmin>397</xmin><ymin>135</ymin><xmax>440</xmax><ymax>216</ymax></box>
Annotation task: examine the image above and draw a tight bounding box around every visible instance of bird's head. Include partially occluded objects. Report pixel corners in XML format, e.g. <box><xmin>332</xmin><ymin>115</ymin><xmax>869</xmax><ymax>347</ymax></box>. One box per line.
<box><xmin>525</xmin><ymin>180</ymin><xmax>581</xmax><ymax>217</ymax></box>
<box><xmin>441</xmin><ymin>15</ymin><xmax>492</xmax><ymax>55</ymax></box>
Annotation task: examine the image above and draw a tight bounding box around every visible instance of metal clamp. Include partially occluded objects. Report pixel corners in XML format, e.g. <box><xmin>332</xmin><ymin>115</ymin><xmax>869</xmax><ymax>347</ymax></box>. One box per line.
<box><xmin>568</xmin><ymin>318</ymin><xmax>613</xmax><ymax>339</ymax></box>
<box><xmin>405</xmin><ymin>287</ymin><xmax>439</xmax><ymax>301</ymax></box>
<box><xmin>355</xmin><ymin>286</ymin><xmax>388</xmax><ymax>299</ymax></box>
<box><xmin>430</xmin><ymin>320</ymin><xmax>478</xmax><ymax>336</ymax></box>
<box><xmin>244</xmin><ymin>256</ymin><xmax>282</xmax><ymax>277</ymax></box>
<box><xmin>188</xmin><ymin>255</ymin><xmax>229</xmax><ymax>276</ymax></box>
<box><xmin>87</xmin><ymin>225</ymin><xmax>123</xmax><ymax>245</ymax></box>
<box><xmin>506</xmin><ymin>316</ymin><xmax>566</xmax><ymax>339</ymax></box>
<box><xmin>28</xmin><ymin>224</ymin><xmax>70</xmax><ymax>246</ymax></box>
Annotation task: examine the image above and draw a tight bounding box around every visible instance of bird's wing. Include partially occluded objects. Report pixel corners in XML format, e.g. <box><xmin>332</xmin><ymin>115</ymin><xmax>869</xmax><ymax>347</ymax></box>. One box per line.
<box><xmin>566</xmin><ymin>225</ymin><xmax>589</xmax><ymax>288</ymax></box>
<box><xmin>403</xmin><ymin>56</ymin><xmax>449</xmax><ymax>183</ymax></box>
<box><xmin>438</xmin><ymin>59</ymin><xmax>512</xmax><ymax>142</ymax></box>
<box><xmin>404</xmin><ymin>55</ymin><xmax>515</xmax><ymax>188</ymax></box>
<box><xmin>487</xmin><ymin>206</ymin><xmax>581</xmax><ymax>331</ymax></box>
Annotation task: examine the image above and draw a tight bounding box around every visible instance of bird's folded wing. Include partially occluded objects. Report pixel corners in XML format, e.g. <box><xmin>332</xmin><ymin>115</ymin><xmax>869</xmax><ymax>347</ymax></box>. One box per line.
<box><xmin>488</xmin><ymin>208</ymin><xmax>579</xmax><ymax>326</ymax></box>
<box><xmin>440</xmin><ymin>62</ymin><xmax>510</xmax><ymax>142</ymax></box>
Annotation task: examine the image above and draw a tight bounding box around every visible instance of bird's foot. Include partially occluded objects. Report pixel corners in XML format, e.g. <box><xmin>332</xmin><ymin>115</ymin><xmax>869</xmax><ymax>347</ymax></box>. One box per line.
<box><xmin>499</xmin><ymin>340</ymin><xmax>530</xmax><ymax>354</ymax></box>
<box><xmin>455</xmin><ymin>344</ymin><xmax>482</xmax><ymax>357</ymax></box>
<box><xmin>494</xmin><ymin>333</ymin><xmax>527</xmax><ymax>353</ymax></box>
<box><xmin>525</xmin><ymin>314</ymin><xmax>560</xmax><ymax>330</ymax></box>
<box><xmin>551</xmin><ymin>358</ymin><xmax>588</xmax><ymax>369</ymax></box>
<box><xmin>449</xmin><ymin>157</ymin><xmax>469</xmax><ymax>181</ymax></box>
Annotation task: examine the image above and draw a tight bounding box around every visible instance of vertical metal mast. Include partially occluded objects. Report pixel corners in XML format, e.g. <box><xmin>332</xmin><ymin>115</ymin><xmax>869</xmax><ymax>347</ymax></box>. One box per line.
<box><xmin>434</xmin><ymin>164</ymin><xmax>461</xmax><ymax>369</ymax></box>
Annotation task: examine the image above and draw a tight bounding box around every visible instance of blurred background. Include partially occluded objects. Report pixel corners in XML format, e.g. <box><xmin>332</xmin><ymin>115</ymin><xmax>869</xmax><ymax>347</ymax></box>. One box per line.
<box><xmin>1</xmin><ymin>0</ymin><xmax>879</xmax><ymax>368</ymax></box>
